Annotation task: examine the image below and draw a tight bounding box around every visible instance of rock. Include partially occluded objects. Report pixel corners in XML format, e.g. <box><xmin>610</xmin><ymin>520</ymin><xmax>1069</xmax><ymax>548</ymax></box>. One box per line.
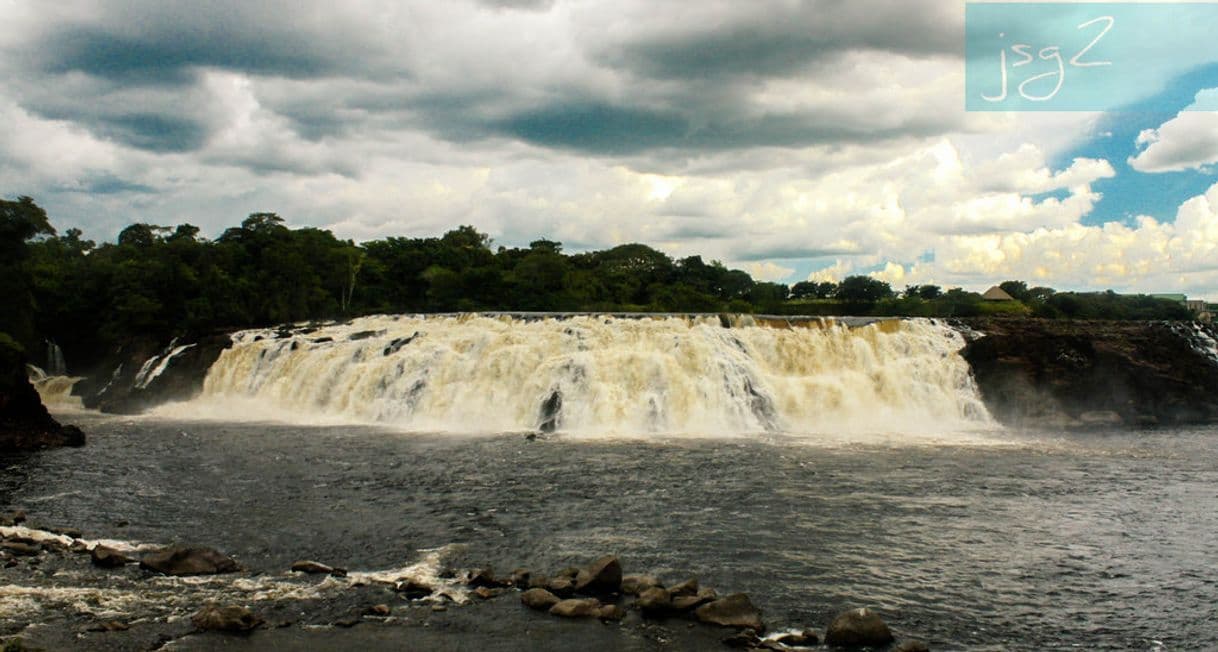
<box><xmin>527</xmin><ymin>574</ymin><xmax>550</xmax><ymax>590</ymax></box>
<box><xmin>140</xmin><ymin>546</ymin><xmax>240</xmax><ymax>576</ymax></box>
<box><xmin>474</xmin><ymin>587</ymin><xmax>500</xmax><ymax>599</ymax></box>
<box><xmin>547</xmin><ymin>575</ymin><xmax>575</xmax><ymax>597</ymax></box>
<box><xmin>723</xmin><ymin>630</ymin><xmax>762</xmax><ymax>648</ymax></box>
<box><xmin>396</xmin><ymin>578</ymin><xmax>432</xmax><ymax>599</ymax></box>
<box><xmin>290</xmin><ymin>560</ymin><xmax>334</xmax><ymax>575</ymax></box>
<box><xmin>636</xmin><ymin>586</ymin><xmax>672</xmax><ymax>616</ymax></box>
<box><xmin>467</xmin><ymin>566</ymin><xmax>501</xmax><ymax>588</ymax></box>
<box><xmin>894</xmin><ymin>641</ymin><xmax>930</xmax><ymax>652</ymax></box>
<box><xmin>46</xmin><ymin>526</ymin><xmax>83</xmax><ymax>538</ymax></box>
<box><xmin>86</xmin><ymin>621</ymin><xmax>130</xmax><ymax>632</ymax></box>
<box><xmin>521</xmin><ymin>588</ymin><xmax>561</xmax><ymax>611</ymax></box>
<box><xmin>824</xmin><ymin>608</ymin><xmax>894</xmax><ymax>648</ymax></box>
<box><xmin>0</xmin><ymin>339</ymin><xmax>86</xmax><ymax>450</ymax></box>
<box><xmin>598</xmin><ymin>604</ymin><xmax>626</xmax><ymax>621</ymax></box>
<box><xmin>549</xmin><ymin>598</ymin><xmax>603</xmax><ymax>618</ymax></box>
<box><xmin>366</xmin><ymin>604</ymin><xmax>392</xmax><ymax>617</ymax></box>
<box><xmin>693</xmin><ymin>594</ymin><xmax>764</xmax><ymax>632</ymax></box>
<box><xmin>574</xmin><ymin>555</ymin><xmax>622</xmax><ymax>595</ymax></box>
<box><xmin>90</xmin><ymin>545</ymin><xmax>135</xmax><ymax>568</ymax></box>
<box><xmin>669</xmin><ymin>578</ymin><xmax>699</xmax><ymax>596</ymax></box>
<box><xmin>1</xmin><ymin>541</ymin><xmax>40</xmax><ymax>556</ymax></box>
<box><xmin>12</xmin><ymin>510</ymin><xmax>26</xmax><ymax>523</ymax></box>
<box><xmin>620</xmin><ymin>574</ymin><xmax>661</xmax><ymax>595</ymax></box>
<box><xmin>771</xmin><ymin>629</ymin><xmax>819</xmax><ymax>647</ymax></box>
<box><xmin>511</xmin><ymin>568</ymin><xmax>532</xmax><ymax>588</ymax></box>
<box><xmin>191</xmin><ymin>604</ymin><xmax>263</xmax><ymax>632</ymax></box>
<box><xmin>672</xmin><ymin>594</ymin><xmax>709</xmax><ymax>611</ymax></box>
<box><xmin>959</xmin><ymin>319</ymin><xmax>1218</xmax><ymax>427</ymax></box>
<box><xmin>333</xmin><ymin>617</ymin><xmax>361</xmax><ymax>628</ymax></box>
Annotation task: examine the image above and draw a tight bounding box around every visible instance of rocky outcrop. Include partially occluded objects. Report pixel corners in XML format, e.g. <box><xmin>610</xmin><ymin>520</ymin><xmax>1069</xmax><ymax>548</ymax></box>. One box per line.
<box><xmin>190</xmin><ymin>604</ymin><xmax>263</xmax><ymax>632</ymax></box>
<box><xmin>139</xmin><ymin>546</ymin><xmax>241</xmax><ymax>576</ymax></box>
<box><xmin>0</xmin><ymin>339</ymin><xmax>84</xmax><ymax>451</ymax></box>
<box><xmin>692</xmin><ymin>594</ymin><xmax>764</xmax><ymax>632</ymax></box>
<box><xmin>75</xmin><ymin>333</ymin><xmax>231</xmax><ymax>414</ymax></box>
<box><xmin>959</xmin><ymin>319</ymin><xmax>1218</xmax><ymax>427</ymax></box>
<box><xmin>824</xmin><ymin>607</ymin><xmax>894</xmax><ymax>648</ymax></box>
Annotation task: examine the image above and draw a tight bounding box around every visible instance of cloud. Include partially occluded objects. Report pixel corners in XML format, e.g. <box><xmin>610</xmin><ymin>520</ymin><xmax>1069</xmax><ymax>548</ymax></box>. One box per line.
<box><xmin>1128</xmin><ymin>90</ymin><xmax>1218</xmax><ymax>173</ymax></box>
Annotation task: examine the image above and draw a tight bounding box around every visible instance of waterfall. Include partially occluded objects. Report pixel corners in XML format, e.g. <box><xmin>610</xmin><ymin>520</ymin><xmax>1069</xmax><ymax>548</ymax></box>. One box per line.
<box><xmin>169</xmin><ymin>314</ymin><xmax>993</xmax><ymax>438</ymax></box>
<box><xmin>45</xmin><ymin>341</ymin><xmax>67</xmax><ymax>376</ymax></box>
<box><xmin>133</xmin><ymin>339</ymin><xmax>198</xmax><ymax>389</ymax></box>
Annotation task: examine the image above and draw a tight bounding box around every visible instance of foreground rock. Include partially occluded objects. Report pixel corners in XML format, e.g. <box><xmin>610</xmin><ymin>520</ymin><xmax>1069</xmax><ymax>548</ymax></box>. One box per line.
<box><xmin>960</xmin><ymin>318</ymin><xmax>1218</xmax><ymax>427</ymax></box>
<box><xmin>548</xmin><ymin>598</ymin><xmax>602</xmax><ymax>618</ymax></box>
<box><xmin>291</xmin><ymin>560</ymin><xmax>345</xmax><ymax>576</ymax></box>
<box><xmin>0</xmin><ymin>338</ymin><xmax>85</xmax><ymax>450</ymax></box>
<box><xmin>140</xmin><ymin>546</ymin><xmax>240</xmax><ymax>576</ymax></box>
<box><xmin>190</xmin><ymin>604</ymin><xmax>263</xmax><ymax>632</ymax></box>
<box><xmin>90</xmin><ymin>545</ymin><xmax>135</xmax><ymax>568</ymax></box>
<box><xmin>574</xmin><ymin>554</ymin><xmax>622</xmax><ymax>595</ymax></box>
<box><xmin>824</xmin><ymin>608</ymin><xmax>894</xmax><ymax>648</ymax></box>
<box><xmin>520</xmin><ymin>588</ymin><xmax>561</xmax><ymax>611</ymax></box>
<box><xmin>693</xmin><ymin>594</ymin><xmax>764</xmax><ymax>632</ymax></box>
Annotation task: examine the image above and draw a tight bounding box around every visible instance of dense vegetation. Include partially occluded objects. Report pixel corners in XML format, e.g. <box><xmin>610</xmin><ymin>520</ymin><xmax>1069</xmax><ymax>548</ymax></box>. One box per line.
<box><xmin>0</xmin><ymin>197</ymin><xmax>1197</xmax><ymax>371</ymax></box>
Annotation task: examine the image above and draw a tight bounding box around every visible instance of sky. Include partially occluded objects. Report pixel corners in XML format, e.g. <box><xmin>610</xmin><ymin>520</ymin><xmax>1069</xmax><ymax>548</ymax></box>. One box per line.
<box><xmin>2</xmin><ymin>0</ymin><xmax>1218</xmax><ymax>298</ymax></box>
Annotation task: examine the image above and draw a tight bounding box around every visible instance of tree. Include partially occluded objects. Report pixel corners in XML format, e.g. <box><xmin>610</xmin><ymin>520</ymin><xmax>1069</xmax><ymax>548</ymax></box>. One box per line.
<box><xmin>999</xmin><ymin>280</ymin><xmax>1030</xmax><ymax>302</ymax></box>
<box><xmin>917</xmin><ymin>285</ymin><xmax>942</xmax><ymax>300</ymax></box>
<box><xmin>0</xmin><ymin>196</ymin><xmax>56</xmax><ymax>348</ymax></box>
<box><xmin>834</xmin><ymin>276</ymin><xmax>893</xmax><ymax>306</ymax></box>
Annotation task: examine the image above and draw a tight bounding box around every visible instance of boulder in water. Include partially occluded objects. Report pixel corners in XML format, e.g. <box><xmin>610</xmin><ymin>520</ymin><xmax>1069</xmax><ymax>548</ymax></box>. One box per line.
<box><xmin>693</xmin><ymin>593</ymin><xmax>764</xmax><ymax>632</ymax></box>
<box><xmin>894</xmin><ymin>641</ymin><xmax>931</xmax><ymax>652</ymax></box>
<box><xmin>90</xmin><ymin>545</ymin><xmax>135</xmax><ymax>568</ymax></box>
<box><xmin>547</xmin><ymin>575</ymin><xmax>575</xmax><ymax>597</ymax></box>
<box><xmin>574</xmin><ymin>555</ymin><xmax>622</xmax><ymax>595</ymax></box>
<box><xmin>521</xmin><ymin>588</ymin><xmax>561</xmax><ymax>611</ymax></box>
<box><xmin>824</xmin><ymin>608</ymin><xmax>894</xmax><ymax>648</ymax></box>
<box><xmin>636</xmin><ymin>586</ymin><xmax>672</xmax><ymax>616</ymax></box>
<box><xmin>290</xmin><ymin>560</ymin><xmax>334</xmax><ymax>575</ymax></box>
<box><xmin>668</xmin><ymin>577</ymin><xmax>699</xmax><ymax>596</ymax></box>
<box><xmin>140</xmin><ymin>546</ymin><xmax>240</xmax><ymax>576</ymax></box>
<box><xmin>598</xmin><ymin>604</ymin><xmax>626</xmax><ymax>621</ymax></box>
<box><xmin>191</xmin><ymin>604</ymin><xmax>263</xmax><ymax>632</ymax></box>
<box><xmin>2</xmin><ymin>541</ymin><xmax>40</xmax><ymax>556</ymax></box>
<box><xmin>771</xmin><ymin>629</ymin><xmax>820</xmax><ymax>647</ymax></box>
<box><xmin>549</xmin><ymin>598</ymin><xmax>602</xmax><ymax>618</ymax></box>
<box><xmin>621</xmin><ymin>574</ymin><xmax>661</xmax><ymax>595</ymax></box>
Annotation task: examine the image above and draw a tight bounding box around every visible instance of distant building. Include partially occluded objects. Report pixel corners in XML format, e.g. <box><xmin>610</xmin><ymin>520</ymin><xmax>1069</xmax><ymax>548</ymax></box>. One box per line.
<box><xmin>982</xmin><ymin>286</ymin><xmax>1015</xmax><ymax>301</ymax></box>
<box><xmin>1150</xmin><ymin>293</ymin><xmax>1213</xmax><ymax>321</ymax></box>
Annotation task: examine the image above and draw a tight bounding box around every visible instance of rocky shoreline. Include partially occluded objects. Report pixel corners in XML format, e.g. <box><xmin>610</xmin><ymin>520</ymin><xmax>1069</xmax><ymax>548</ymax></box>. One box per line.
<box><xmin>1</xmin><ymin>511</ymin><xmax>930</xmax><ymax>651</ymax></box>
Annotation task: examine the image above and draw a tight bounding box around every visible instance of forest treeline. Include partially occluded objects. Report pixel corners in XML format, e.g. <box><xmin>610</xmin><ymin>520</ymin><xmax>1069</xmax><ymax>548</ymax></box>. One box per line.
<box><xmin>0</xmin><ymin>196</ymin><xmax>1196</xmax><ymax>370</ymax></box>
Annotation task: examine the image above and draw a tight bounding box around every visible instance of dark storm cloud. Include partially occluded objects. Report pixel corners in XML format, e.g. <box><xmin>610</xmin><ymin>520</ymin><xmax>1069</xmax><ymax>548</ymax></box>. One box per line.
<box><xmin>41</xmin><ymin>27</ymin><xmax>337</xmax><ymax>85</ymax></box>
<box><xmin>601</xmin><ymin>0</ymin><xmax>960</xmax><ymax>80</ymax></box>
<box><xmin>488</xmin><ymin>101</ymin><xmax>951</xmax><ymax>155</ymax></box>
<box><xmin>735</xmin><ymin>244</ymin><xmax>858</xmax><ymax>261</ymax></box>
<box><xmin>475</xmin><ymin>0</ymin><xmax>555</xmax><ymax>9</ymax></box>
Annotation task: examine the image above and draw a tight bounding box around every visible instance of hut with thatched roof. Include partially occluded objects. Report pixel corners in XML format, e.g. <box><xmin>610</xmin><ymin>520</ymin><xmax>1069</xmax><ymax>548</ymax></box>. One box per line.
<box><xmin>982</xmin><ymin>286</ymin><xmax>1015</xmax><ymax>302</ymax></box>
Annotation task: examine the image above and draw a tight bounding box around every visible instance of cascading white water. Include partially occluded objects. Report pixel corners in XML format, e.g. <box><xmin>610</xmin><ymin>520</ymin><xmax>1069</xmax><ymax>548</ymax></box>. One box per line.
<box><xmin>164</xmin><ymin>314</ymin><xmax>993</xmax><ymax>439</ymax></box>
<box><xmin>26</xmin><ymin>364</ymin><xmax>84</xmax><ymax>410</ymax></box>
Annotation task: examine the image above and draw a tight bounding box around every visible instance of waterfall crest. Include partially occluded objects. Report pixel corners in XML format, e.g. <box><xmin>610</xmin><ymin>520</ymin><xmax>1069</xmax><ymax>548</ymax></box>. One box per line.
<box><xmin>170</xmin><ymin>314</ymin><xmax>993</xmax><ymax>438</ymax></box>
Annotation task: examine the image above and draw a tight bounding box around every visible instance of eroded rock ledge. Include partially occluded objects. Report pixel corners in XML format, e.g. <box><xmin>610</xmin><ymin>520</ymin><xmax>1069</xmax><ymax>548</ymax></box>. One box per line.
<box><xmin>957</xmin><ymin>318</ymin><xmax>1218</xmax><ymax>427</ymax></box>
<box><xmin>0</xmin><ymin>341</ymin><xmax>83</xmax><ymax>451</ymax></box>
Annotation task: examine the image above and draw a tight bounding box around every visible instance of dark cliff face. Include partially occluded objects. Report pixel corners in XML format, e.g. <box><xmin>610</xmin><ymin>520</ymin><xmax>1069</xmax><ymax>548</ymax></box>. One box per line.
<box><xmin>0</xmin><ymin>342</ymin><xmax>85</xmax><ymax>450</ymax></box>
<box><xmin>958</xmin><ymin>319</ymin><xmax>1218</xmax><ymax>428</ymax></box>
<box><xmin>74</xmin><ymin>334</ymin><xmax>232</xmax><ymax>415</ymax></box>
